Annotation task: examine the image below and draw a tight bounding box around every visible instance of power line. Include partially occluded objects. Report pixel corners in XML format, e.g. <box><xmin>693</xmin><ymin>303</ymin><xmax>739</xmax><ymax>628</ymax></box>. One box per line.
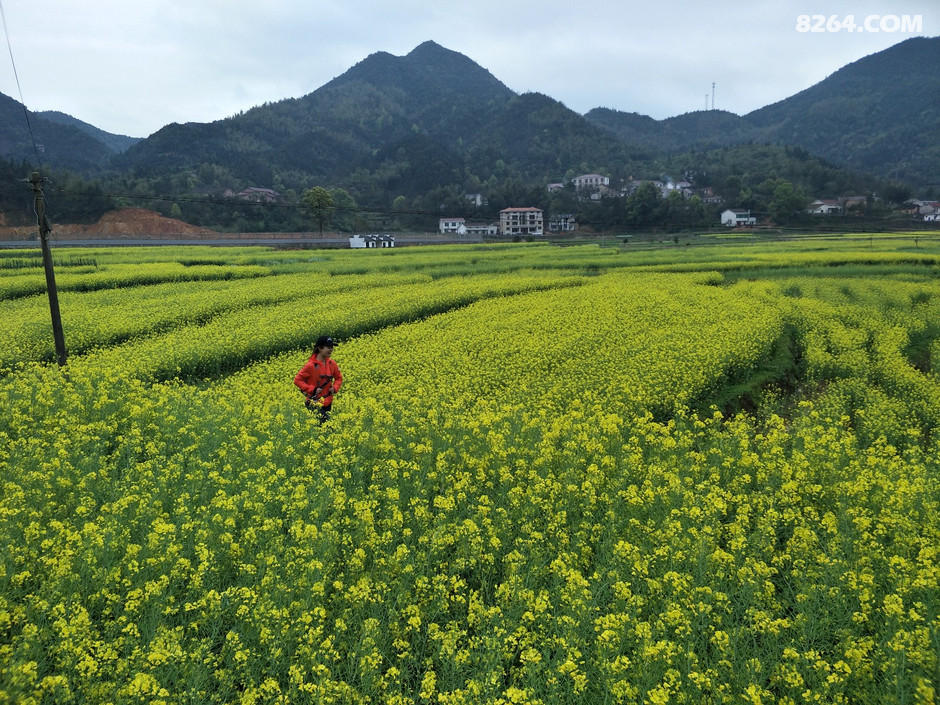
<box><xmin>0</xmin><ymin>0</ymin><xmax>46</xmax><ymax>170</ymax></box>
<box><xmin>1</xmin><ymin>4</ymin><xmax>66</xmax><ymax>364</ymax></box>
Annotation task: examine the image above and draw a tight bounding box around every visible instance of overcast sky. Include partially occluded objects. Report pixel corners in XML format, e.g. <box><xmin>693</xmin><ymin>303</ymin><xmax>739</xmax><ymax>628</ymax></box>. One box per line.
<box><xmin>0</xmin><ymin>0</ymin><xmax>935</xmax><ymax>138</ymax></box>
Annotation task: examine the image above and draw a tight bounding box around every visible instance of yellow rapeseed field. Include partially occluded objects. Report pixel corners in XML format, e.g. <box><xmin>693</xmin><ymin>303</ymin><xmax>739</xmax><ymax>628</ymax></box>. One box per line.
<box><xmin>0</xmin><ymin>239</ymin><xmax>938</xmax><ymax>704</ymax></box>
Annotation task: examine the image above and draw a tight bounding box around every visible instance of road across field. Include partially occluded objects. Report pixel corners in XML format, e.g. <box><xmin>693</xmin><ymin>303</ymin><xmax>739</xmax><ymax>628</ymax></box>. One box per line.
<box><xmin>0</xmin><ymin>234</ymin><xmax>483</xmax><ymax>249</ymax></box>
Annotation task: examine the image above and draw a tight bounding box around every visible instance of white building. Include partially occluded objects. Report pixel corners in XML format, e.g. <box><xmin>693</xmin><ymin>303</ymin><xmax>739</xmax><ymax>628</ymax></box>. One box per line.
<box><xmin>807</xmin><ymin>199</ymin><xmax>843</xmax><ymax>215</ymax></box>
<box><xmin>465</xmin><ymin>223</ymin><xmax>499</xmax><ymax>236</ymax></box>
<box><xmin>349</xmin><ymin>234</ymin><xmax>395</xmax><ymax>248</ymax></box>
<box><xmin>919</xmin><ymin>202</ymin><xmax>940</xmax><ymax>217</ymax></box>
<box><xmin>573</xmin><ymin>174</ymin><xmax>610</xmax><ymax>190</ymax></box>
<box><xmin>499</xmin><ymin>207</ymin><xmax>543</xmax><ymax>236</ymax></box>
<box><xmin>439</xmin><ymin>217</ymin><xmax>467</xmax><ymax>234</ymax></box>
<box><xmin>720</xmin><ymin>209</ymin><xmax>756</xmax><ymax>227</ymax></box>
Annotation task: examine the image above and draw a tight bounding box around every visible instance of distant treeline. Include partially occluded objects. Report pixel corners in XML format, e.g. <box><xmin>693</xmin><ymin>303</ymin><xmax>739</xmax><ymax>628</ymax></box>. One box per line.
<box><xmin>0</xmin><ymin>141</ymin><xmax>915</xmax><ymax>234</ymax></box>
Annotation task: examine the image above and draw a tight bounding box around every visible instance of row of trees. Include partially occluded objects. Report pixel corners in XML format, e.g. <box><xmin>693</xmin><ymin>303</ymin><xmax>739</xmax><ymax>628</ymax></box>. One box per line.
<box><xmin>0</xmin><ymin>137</ymin><xmax>917</xmax><ymax>234</ymax></box>
<box><xmin>297</xmin><ymin>179</ymin><xmax>837</xmax><ymax>234</ymax></box>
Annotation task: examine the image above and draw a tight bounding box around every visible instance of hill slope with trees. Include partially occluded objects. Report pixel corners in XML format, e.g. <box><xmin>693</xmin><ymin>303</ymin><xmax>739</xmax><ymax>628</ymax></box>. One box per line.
<box><xmin>0</xmin><ymin>38</ymin><xmax>935</xmax><ymax>232</ymax></box>
<box><xmin>585</xmin><ymin>36</ymin><xmax>939</xmax><ymax>190</ymax></box>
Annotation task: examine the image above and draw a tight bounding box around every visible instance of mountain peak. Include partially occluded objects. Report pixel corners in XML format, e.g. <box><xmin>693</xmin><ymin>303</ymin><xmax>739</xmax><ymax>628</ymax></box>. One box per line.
<box><xmin>3</xmin><ymin>37</ymin><xmax>934</xmax><ymax>194</ymax></box>
<box><xmin>326</xmin><ymin>41</ymin><xmax>513</xmax><ymax>106</ymax></box>
<box><xmin>408</xmin><ymin>40</ymin><xmax>448</xmax><ymax>56</ymax></box>
<box><xmin>405</xmin><ymin>40</ymin><xmax>473</xmax><ymax>66</ymax></box>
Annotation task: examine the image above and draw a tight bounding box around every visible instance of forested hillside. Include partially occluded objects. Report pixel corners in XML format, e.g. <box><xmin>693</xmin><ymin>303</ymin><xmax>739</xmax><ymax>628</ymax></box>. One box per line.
<box><xmin>0</xmin><ymin>38</ymin><xmax>934</xmax><ymax>232</ymax></box>
<box><xmin>0</xmin><ymin>93</ymin><xmax>116</xmax><ymax>173</ymax></box>
<box><xmin>586</xmin><ymin>37</ymin><xmax>939</xmax><ymax>189</ymax></box>
<box><xmin>748</xmin><ymin>36</ymin><xmax>939</xmax><ymax>187</ymax></box>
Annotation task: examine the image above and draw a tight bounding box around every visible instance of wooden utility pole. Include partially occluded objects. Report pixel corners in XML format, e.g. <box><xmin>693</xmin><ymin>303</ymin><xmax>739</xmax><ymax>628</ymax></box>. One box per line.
<box><xmin>29</xmin><ymin>171</ymin><xmax>67</xmax><ymax>366</ymax></box>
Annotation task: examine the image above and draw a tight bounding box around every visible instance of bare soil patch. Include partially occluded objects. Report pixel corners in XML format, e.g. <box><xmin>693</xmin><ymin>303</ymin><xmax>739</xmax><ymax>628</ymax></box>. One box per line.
<box><xmin>0</xmin><ymin>208</ymin><xmax>215</xmax><ymax>239</ymax></box>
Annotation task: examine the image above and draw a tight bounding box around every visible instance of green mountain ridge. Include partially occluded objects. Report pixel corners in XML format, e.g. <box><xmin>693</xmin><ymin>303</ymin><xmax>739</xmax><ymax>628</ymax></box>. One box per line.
<box><xmin>748</xmin><ymin>36</ymin><xmax>939</xmax><ymax>187</ymax></box>
<box><xmin>35</xmin><ymin>111</ymin><xmax>140</xmax><ymax>154</ymax></box>
<box><xmin>0</xmin><ymin>93</ymin><xmax>121</xmax><ymax>173</ymax></box>
<box><xmin>0</xmin><ymin>37</ymin><xmax>935</xmax><ymax>228</ymax></box>
<box><xmin>585</xmin><ymin>36</ymin><xmax>939</xmax><ymax>189</ymax></box>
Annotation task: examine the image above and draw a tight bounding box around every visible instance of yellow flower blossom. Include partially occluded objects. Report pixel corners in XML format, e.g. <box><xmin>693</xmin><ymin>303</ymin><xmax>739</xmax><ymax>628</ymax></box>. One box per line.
<box><xmin>1</xmin><ymin>241</ymin><xmax>938</xmax><ymax>703</ymax></box>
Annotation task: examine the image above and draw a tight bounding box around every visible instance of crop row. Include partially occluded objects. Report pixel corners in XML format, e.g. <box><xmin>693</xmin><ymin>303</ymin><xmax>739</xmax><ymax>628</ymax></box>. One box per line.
<box><xmin>0</xmin><ymin>261</ymin><xmax>271</xmax><ymax>301</ymax></box>
<box><xmin>3</xmin><ymin>271</ymin><xmax>585</xmax><ymax>394</ymax></box>
<box><xmin>0</xmin><ymin>271</ymin><xmax>433</xmax><ymax>371</ymax></box>
<box><xmin>1</xmin><ymin>255</ymin><xmax>938</xmax><ymax>703</ymax></box>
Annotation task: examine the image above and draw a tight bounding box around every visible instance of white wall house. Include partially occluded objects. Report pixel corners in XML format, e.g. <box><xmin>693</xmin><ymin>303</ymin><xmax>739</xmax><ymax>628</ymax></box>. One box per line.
<box><xmin>573</xmin><ymin>174</ymin><xmax>610</xmax><ymax>190</ymax></box>
<box><xmin>465</xmin><ymin>223</ymin><xmax>499</xmax><ymax>236</ymax></box>
<box><xmin>807</xmin><ymin>199</ymin><xmax>842</xmax><ymax>215</ymax></box>
<box><xmin>919</xmin><ymin>203</ymin><xmax>940</xmax><ymax>218</ymax></box>
<box><xmin>499</xmin><ymin>207</ymin><xmax>543</xmax><ymax>236</ymax></box>
<box><xmin>721</xmin><ymin>209</ymin><xmax>756</xmax><ymax>227</ymax></box>
<box><xmin>349</xmin><ymin>234</ymin><xmax>395</xmax><ymax>248</ymax></box>
<box><xmin>439</xmin><ymin>217</ymin><xmax>467</xmax><ymax>235</ymax></box>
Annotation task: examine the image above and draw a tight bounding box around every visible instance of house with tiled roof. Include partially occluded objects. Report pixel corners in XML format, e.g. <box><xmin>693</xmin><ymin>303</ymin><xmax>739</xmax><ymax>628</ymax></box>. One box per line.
<box><xmin>439</xmin><ymin>217</ymin><xmax>467</xmax><ymax>234</ymax></box>
<box><xmin>238</xmin><ymin>187</ymin><xmax>279</xmax><ymax>202</ymax></box>
<box><xmin>572</xmin><ymin>174</ymin><xmax>610</xmax><ymax>190</ymax></box>
<box><xmin>499</xmin><ymin>207</ymin><xmax>543</xmax><ymax>236</ymax></box>
<box><xmin>807</xmin><ymin>199</ymin><xmax>842</xmax><ymax>215</ymax></box>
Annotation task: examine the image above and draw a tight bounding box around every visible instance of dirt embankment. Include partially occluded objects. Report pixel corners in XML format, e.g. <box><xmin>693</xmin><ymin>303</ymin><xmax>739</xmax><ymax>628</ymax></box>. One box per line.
<box><xmin>0</xmin><ymin>208</ymin><xmax>216</xmax><ymax>239</ymax></box>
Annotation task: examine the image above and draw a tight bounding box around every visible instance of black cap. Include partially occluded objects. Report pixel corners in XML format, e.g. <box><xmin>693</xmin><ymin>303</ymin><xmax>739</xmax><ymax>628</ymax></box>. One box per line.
<box><xmin>315</xmin><ymin>336</ymin><xmax>335</xmax><ymax>348</ymax></box>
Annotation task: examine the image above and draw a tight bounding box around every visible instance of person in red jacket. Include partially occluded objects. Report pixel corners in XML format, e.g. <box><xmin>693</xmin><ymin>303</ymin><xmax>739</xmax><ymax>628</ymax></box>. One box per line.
<box><xmin>294</xmin><ymin>336</ymin><xmax>343</xmax><ymax>423</ymax></box>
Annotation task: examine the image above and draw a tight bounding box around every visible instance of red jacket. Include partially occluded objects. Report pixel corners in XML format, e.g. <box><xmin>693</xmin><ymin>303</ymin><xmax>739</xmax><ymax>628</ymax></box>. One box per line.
<box><xmin>294</xmin><ymin>355</ymin><xmax>343</xmax><ymax>405</ymax></box>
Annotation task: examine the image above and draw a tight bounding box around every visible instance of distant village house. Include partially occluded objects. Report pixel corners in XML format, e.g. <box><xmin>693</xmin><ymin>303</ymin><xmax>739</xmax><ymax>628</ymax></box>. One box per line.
<box><xmin>842</xmin><ymin>196</ymin><xmax>868</xmax><ymax>211</ymax></box>
<box><xmin>237</xmin><ymin>187</ymin><xmax>280</xmax><ymax>202</ymax></box>
<box><xmin>439</xmin><ymin>217</ymin><xmax>467</xmax><ymax>234</ymax></box>
<box><xmin>721</xmin><ymin>209</ymin><xmax>756</xmax><ymax>227</ymax></box>
<box><xmin>499</xmin><ymin>207</ymin><xmax>543</xmax><ymax>236</ymax></box>
<box><xmin>807</xmin><ymin>199</ymin><xmax>842</xmax><ymax>215</ymax></box>
<box><xmin>466</xmin><ymin>223</ymin><xmax>499</xmax><ymax>236</ymax></box>
<box><xmin>918</xmin><ymin>202</ymin><xmax>940</xmax><ymax>221</ymax></box>
<box><xmin>439</xmin><ymin>217</ymin><xmax>497</xmax><ymax>236</ymax></box>
<box><xmin>698</xmin><ymin>187</ymin><xmax>723</xmax><ymax>204</ymax></box>
<box><xmin>807</xmin><ymin>196</ymin><xmax>870</xmax><ymax>214</ymax></box>
<box><xmin>548</xmin><ymin>214</ymin><xmax>577</xmax><ymax>232</ymax></box>
<box><xmin>349</xmin><ymin>234</ymin><xmax>395</xmax><ymax>248</ymax></box>
<box><xmin>573</xmin><ymin>174</ymin><xmax>610</xmax><ymax>190</ymax></box>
